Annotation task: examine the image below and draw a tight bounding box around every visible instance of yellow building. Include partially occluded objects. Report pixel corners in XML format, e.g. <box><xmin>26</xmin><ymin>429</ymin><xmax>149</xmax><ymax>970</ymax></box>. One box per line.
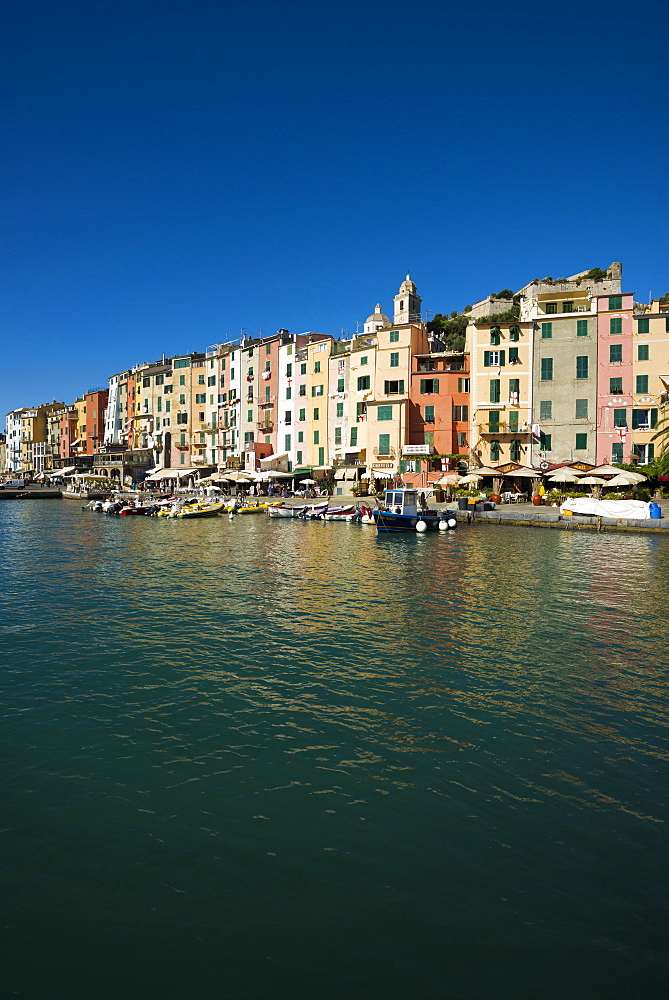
<box><xmin>467</xmin><ymin>319</ymin><xmax>535</xmax><ymax>467</ymax></box>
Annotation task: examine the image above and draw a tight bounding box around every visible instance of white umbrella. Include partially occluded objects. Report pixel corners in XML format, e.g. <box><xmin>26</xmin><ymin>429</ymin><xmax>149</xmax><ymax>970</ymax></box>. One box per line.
<box><xmin>578</xmin><ymin>476</ymin><xmax>608</xmax><ymax>485</ymax></box>
<box><xmin>606</xmin><ymin>472</ymin><xmax>647</xmax><ymax>487</ymax></box>
<box><xmin>548</xmin><ymin>471</ymin><xmax>581</xmax><ymax>483</ymax></box>
<box><xmin>589</xmin><ymin>465</ymin><xmax>624</xmax><ymax>477</ymax></box>
<box><xmin>223</xmin><ymin>471</ymin><xmax>252</xmax><ymax>482</ymax></box>
<box><xmin>300</xmin><ymin>477</ymin><xmax>316</xmax><ymax>484</ymax></box>
<box><xmin>435</xmin><ymin>474</ymin><xmax>462</xmax><ymax>485</ymax></box>
<box><xmin>459</xmin><ymin>473</ymin><xmax>482</xmax><ymax>484</ymax></box>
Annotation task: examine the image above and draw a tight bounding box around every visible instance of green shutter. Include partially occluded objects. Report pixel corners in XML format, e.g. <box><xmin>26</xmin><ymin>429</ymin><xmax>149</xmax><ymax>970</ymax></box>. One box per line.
<box><xmin>651</xmin><ymin>408</ymin><xmax>658</xmax><ymax>428</ymax></box>
<box><xmin>541</xmin><ymin>322</ymin><xmax>552</xmax><ymax>339</ymax></box>
<box><xmin>420</xmin><ymin>379</ymin><xmax>426</xmax><ymax>392</ymax></box>
<box><xmin>631</xmin><ymin>410</ymin><xmax>639</xmax><ymax>429</ymax></box>
<box><xmin>610</xmin><ymin>317</ymin><xmax>623</xmax><ymax>335</ymax></box>
<box><xmin>499</xmin><ymin>350</ymin><xmax>505</xmax><ymax>366</ymax></box>
<box><xmin>577</xmin><ymin>319</ymin><xmax>588</xmax><ymax>337</ymax></box>
<box><xmin>636</xmin><ymin>374</ymin><xmax>648</xmax><ymax>393</ymax></box>
<box><xmin>638</xmin><ymin>344</ymin><xmax>649</xmax><ymax>361</ymax></box>
<box><xmin>378</xmin><ymin>434</ymin><xmax>390</xmax><ymax>455</ymax></box>
<box><xmin>483</xmin><ymin>351</ymin><xmax>490</xmax><ymax>367</ymax></box>
<box><xmin>509</xmin><ymin>347</ymin><xmax>518</xmax><ymax>362</ymax></box>
<box><xmin>638</xmin><ymin>317</ymin><xmax>649</xmax><ymax>334</ymax></box>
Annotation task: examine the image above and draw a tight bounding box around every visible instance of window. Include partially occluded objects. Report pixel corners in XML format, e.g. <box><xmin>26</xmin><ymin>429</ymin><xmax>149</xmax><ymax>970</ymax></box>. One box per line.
<box><xmin>312</xmin><ymin>385</ymin><xmax>323</xmax><ymax>397</ymax></box>
<box><xmin>489</xmin><ymin>380</ymin><xmax>500</xmax><ymax>403</ymax></box>
<box><xmin>541</xmin><ymin>358</ymin><xmax>553</xmax><ymax>381</ymax></box>
<box><xmin>541</xmin><ymin>322</ymin><xmax>553</xmax><ymax>339</ymax></box>
<box><xmin>313</xmin><ymin>431</ymin><xmax>319</xmax><ymax>444</ymax></box>
<box><xmin>575</xmin><ymin>399</ymin><xmax>588</xmax><ymax>418</ymax></box>
<box><xmin>378</xmin><ymin>434</ymin><xmax>390</xmax><ymax>455</ymax></box>
<box><xmin>384</xmin><ymin>380</ymin><xmax>404</xmax><ymax>394</ymax></box>
<box><xmin>575</xmin><ymin>433</ymin><xmax>588</xmax><ymax>450</ymax></box>
<box><xmin>357</xmin><ymin>376</ymin><xmax>370</xmax><ymax>391</ymax></box>
<box><xmin>300</xmin><ymin>363</ymin><xmax>307</xmax><ymax>375</ymax></box>
<box><xmin>286</xmin><ymin>387</ymin><xmax>292</xmax><ymax>400</ymax></box>
<box><xmin>179</xmin><ymin>374</ymin><xmax>186</xmax><ymax>386</ymax></box>
<box><xmin>378</xmin><ymin>405</ymin><xmax>393</xmax><ymax>421</ymax></box>
<box><xmin>488</xmin><ymin>411</ymin><xmax>500</xmax><ymax>431</ymax></box>
<box><xmin>611</xmin><ymin>442</ymin><xmax>623</xmax><ymax>463</ymax></box>
<box><xmin>247</xmin><ymin>410</ymin><xmax>252</xmax><ymax>422</ymax></box>
<box><xmin>208</xmin><ymin>376</ymin><xmax>216</xmax><ymax>387</ymax></box>
<box><xmin>609</xmin><ymin>377</ymin><xmax>622</xmax><ymax>393</ymax></box>
<box><xmin>509</xmin><ymin>326</ymin><xmax>520</xmax><ymax>342</ymax></box>
<box><xmin>155</xmin><ymin>374</ymin><xmax>164</xmax><ymax>385</ymax></box>
<box><xmin>360</xmin><ymin>356</ymin><xmax>368</xmax><ymax>365</ymax></box>
<box><xmin>336</xmin><ymin>402</ymin><xmax>343</xmax><ymax>418</ymax></box>
<box><xmin>576</xmin><ymin>356</ymin><xmax>589</xmax><ymax>379</ymax></box>
<box><xmin>265</xmin><ymin>360</ymin><xmax>270</xmax><ymax>372</ymax></box>
<box><xmin>176</xmin><ymin>412</ymin><xmax>187</xmax><ymax>424</ymax></box>
<box><xmin>297</xmin><ymin>432</ymin><xmax>303</xmax><ymax>443</ymax></box>
<box><xmin>198</xmin><ymin>374</ymin><xmax>205</xmax><ymax>385</ymax></box>
<box><xmin>508</xmin><ymin>411</ymin><xmax>518</xmax><ymax>430</ymax></box>
<box><xmin>299</xmin><ymin>408</ymin><xmax>305</xmax><ymax>421</ymax></box>
<box><xmin>299</xmin><ymin>385</ymin><xmax>306</xmax><ymax>396</ymax></box>
<box><xmin>610</xmin><ymin>317</ymin><xmax>622</xmax><ymax>335</ymax></box>
<box><xmin>424</xmin><ymin>405</ymin><xmax>435</xmax><ymax>423</ymax></box>
<box><xmin>195</xmin><ymin>394</ymin><xmax>206</xmax><ymax>404</ymax></box>
<box><xmin>285</xmin><ymin>411</ymin><xmax>292</xmax><ymax>425</ymax></box>
<box><xmin>419</xmin><ymin>378</ymin><xmax>438</xmax><ymax>393</ymax></box>
<box><xmin>509</xmin><ymin>347</ymin><xmax>519</xmax><ymax>362</ymax></box>
<box><xmin>490</xmin><ymin>329</ymin><xmax>501</xmax><ymax>346</ymax></box>
<box><xmin>636</xmin><ymin>374</ymin><xmax>648</xmax><ymax>393</ymax></box>
<box><xmin>510</xmin><ymin>440</ymin><xmax>521</xmax><ymax>462</ymax></box>
<box><xmin>350</xmin><ymin>427</ymin><xmax>358</xmax><ymax>446</ymax></box>
<box><xmin>164</xmin><ymin>385</ymin><xmax>172</xmax><ymax>394</ymax></box>
<box><xmin>389</xmin><ymin>330</ymin><xmax>399</xmax><ymax>342</ymax></box>
<box><xmin>490</xmin><ymin>440</ymin><xmax>501</xmax><ymax>461</ymax></box>
<box><xmin>577</xmin><ymin>320</ymin><xmax>588</xmax><ymax>337</ymax></box>
<box><xmin>638</xmin><ymin>344</ymin><xmax>649</xmax><ymax>361</ymax></box>
<box><xmin>562</xmin><ymin>301</ymin><xmax>573</xmax><ymax>313</ymax></box>
<box><xmin>314</xmin><ymin>361</ymin><xmax>321</xmax><ymax>373</ymax></box>
<box><xmin>179</xmin><ymin>394</ymin><xmax>186</xmax><ymax>404</ymax></box>
<box><xmin>632</xmin><ymin>408</ymin><xmax>658</xmax><ymax>429</ymax></box>
<box><xmin>142</xmin><ymin>377</ymin><xmax>150</xmax><ymax>388</ymax></box>
<box><xmin>609</xmin><ymin>296</ymin><xmax>622</xmax><ymax>310</ymax></box>
<box><xmin>452</xmin><ymin>405</ymin><xmax>468</xmax><ymax>421</ymax></box>
<box><xmin>458</xmin><ymin>377</ymin><xmax>470</xmax><ymax>392</ymax></box>
<box><xmin>165</xmin><ymin>401</ymin><xmax>170</xmax><ymax>412</ymax></box>
<box><xmin>508</xmin><ymin>378</ymin><xmax>519</xmax><ymax>399</ymax></box>
<box><xmin>313</xmin><ymin>408</ymin><xmax>319</xmax><ymax>420</ymax></box>
<box><xmin>356</xmin><ymin>403</ymin><xmax>366</xmax><ymax>421</ymax></box>
<box><xmin>174</xmin><ymin>359</ymin><xmax>190</xmax><ymax>369</ymax></box>
<box><xmin>318</xmin><ymin>447</ymin><xmax>325</xmax><ymax>465</ymax></box>
<box><xmin>483</xmin><ymin>351</ymin><xmax>505</xmax><ymax>366</ymax></box>
<box><xmin>390</xmin><ymin>352</ymin><xmax>399</xmax><ymax>367</ymax></box>
<box><xmin>541</xmin><ymin>434</ymin><xmax>552</xmax><ymax>452</ymax></box>
<box><xmin>266</xmin><ymin>343</ymin><xmax>271</xmax><ymax>355</ymax></box>
<box><xmin>337</xmin><ymin>378</ymin><xmax>345</xmax><ymax>391</ymax></box>
<box><xmin>334</xmin><ymin>427</ymin><xmax>342</xmax><ymax>444</ymax></box>
<box><xmin>609</xmin><ymin>344</ymin><xmax>622</xmax><ymax>363</ymax></box>
<box><xmin>540</xmin><ymin>400</ymin><xmax>552</xmax><ymax>420</ymax></box>
<box><xmin>286</xmin><ymin>363</ymin><xmax>292</xmax><ymax>377</ymax></box>
<box><xmin>637</xmin><ymin>318</ymin><xmax>649</xmax><ymax>334</ymax></box>
<box><xmin>457</xmin><ymin>432</ymin><xmax>467</xmax><ymax>446</ymax></box>
<box><xmin>545</xmin><ymin>302</ymin><xmax>557</xmax><ymax>314</ymax></box>
<box><xmin>157</xmin><ymin>397</ymin><xmax>162</xmax><ymax>412</ymax></box>
<box><xmin>296</xmin><ymin>450</ymin><xmax>302</xmax><ymax>464</ymax></box>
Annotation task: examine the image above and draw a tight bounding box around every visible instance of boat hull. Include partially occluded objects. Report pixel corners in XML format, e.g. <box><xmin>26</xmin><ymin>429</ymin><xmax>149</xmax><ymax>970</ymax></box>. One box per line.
<box><xmin>372</xmin><ymin>510</ymin><xmax>455</xmax><ymax>532</ymax></box>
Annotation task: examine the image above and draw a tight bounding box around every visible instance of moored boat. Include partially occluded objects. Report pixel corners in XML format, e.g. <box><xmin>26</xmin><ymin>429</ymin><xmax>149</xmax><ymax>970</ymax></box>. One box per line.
<box><xmin>372</xmin><ymin>488</ymin><xmax>457</xmax><ymax>533</ymax></box>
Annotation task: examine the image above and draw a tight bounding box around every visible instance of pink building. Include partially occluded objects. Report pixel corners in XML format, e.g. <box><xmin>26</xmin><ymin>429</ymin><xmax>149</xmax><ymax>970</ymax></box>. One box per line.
<box><xmin>595</xmin><ymin>292</ymin><xmax>634</xmax><ymax>464</ymax></box>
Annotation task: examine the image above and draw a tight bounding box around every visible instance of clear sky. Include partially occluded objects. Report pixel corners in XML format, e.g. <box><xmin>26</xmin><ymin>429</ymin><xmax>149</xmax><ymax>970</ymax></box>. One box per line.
<box><xmin>2</xmin><ymin>0</ymin><xmax>667</xmax><ymax>415</ymax></box>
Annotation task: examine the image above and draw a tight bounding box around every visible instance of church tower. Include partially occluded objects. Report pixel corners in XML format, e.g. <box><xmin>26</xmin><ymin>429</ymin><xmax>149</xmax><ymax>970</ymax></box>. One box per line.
<box><xmin>393</xmin><ymin>274</ymin><xmax>422</xmax><ymax>325</ymax></box>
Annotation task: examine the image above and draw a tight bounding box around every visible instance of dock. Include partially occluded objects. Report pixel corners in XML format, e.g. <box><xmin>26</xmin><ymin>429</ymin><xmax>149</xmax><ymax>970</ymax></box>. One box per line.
<box><xmin>455</xmin><ymin>501</ymin><xmax>668</xmax><ymax>534</ymax></box>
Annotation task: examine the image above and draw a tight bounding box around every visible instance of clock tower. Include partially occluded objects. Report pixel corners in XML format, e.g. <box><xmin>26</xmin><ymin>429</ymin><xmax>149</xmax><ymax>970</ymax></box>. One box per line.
<box><xmin>393</xmin><ymin>274</ymin><xmax>422</xmax><ymax>325</ymax></box>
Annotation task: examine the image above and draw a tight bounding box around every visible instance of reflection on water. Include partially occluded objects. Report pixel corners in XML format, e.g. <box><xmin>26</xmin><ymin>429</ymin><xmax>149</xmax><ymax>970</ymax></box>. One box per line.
<box><xmin>1</xmin><ymin>501</ymin><xmax>668</xmax><ymax>1000</ymax></box>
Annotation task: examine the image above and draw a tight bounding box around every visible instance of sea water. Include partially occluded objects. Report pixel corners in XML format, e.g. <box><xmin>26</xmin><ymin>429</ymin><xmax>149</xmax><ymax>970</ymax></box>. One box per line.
<box><xmin>1</xmin><ymin>500</ymin><xmax>668</xmax><ymax>999</ymax></box>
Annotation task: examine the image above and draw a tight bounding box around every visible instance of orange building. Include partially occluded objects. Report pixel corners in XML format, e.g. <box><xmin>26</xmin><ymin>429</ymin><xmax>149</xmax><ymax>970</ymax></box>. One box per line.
<box><xmin>403</xmin><ymin>349</ymin><xmax>470</xmax><ymax>486</ymax></box>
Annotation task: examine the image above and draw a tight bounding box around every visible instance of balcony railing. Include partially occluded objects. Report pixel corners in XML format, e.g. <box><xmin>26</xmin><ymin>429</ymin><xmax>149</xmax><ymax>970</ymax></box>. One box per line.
<box><xmin>256</xmin><ymin>422</ymin><xmax>274</xmax><ymax>432</ymax></box>
<box><xmin>478</xmin><ymin>422</ymin><xmax>536</xmax><ymax>435</ymax></box>
<box><xmin>258</xmin><ymin>398</ymin><xmax>275</xmax><ymax>409</ymax></box>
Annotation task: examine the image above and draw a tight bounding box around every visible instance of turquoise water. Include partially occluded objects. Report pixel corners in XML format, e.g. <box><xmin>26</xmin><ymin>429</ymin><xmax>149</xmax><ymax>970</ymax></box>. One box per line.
<box><xmin>1</xmin><ymin>500</ymin><xmax>668</xmax><ymax>999</ymax></box>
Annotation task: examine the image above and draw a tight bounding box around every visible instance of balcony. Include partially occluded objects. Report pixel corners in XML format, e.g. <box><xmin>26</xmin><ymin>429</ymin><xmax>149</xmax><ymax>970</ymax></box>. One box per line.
<box><xmin>403</xmin><ymin>444</ymin><xmax>436</xmax><ymax>455</ymax></box>
<box><xmin>372</xmin><ymin>447</ymin><xmax>396</xmax><ymax>459</ymax></box>
<box><xmin>258</xmin><ymin>397</ymin><xmax>275</xmax><ymax>409</ymax></box>
<box><xmin>256</xmin><ymin>422</ymin><xmax>274</xmax><ymax>432</ymax></box>
<box><xmin>478</xmin><ymin>423</ymin><xmax>537</xmax><ymax>437</ymax></box>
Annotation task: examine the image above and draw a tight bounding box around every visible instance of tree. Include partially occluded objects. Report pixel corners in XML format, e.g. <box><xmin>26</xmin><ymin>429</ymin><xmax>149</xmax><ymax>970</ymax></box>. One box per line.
<box><xmin>427</xmin><ymin>313</ymin><xmax>468</xmax><ymax>351</ymax></box>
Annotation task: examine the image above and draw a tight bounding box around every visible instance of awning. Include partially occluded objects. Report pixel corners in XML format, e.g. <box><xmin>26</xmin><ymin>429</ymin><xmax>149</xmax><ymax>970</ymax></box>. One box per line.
<box><xmin>345</xmin><ymin>469</ymin><xmax>358</xmax><ymax>481</ymax></box>
<box><xmin>145</xmin><ymin>469</ymin><xmax>179</xmax><ymax>480</ymax></box>
<box><xmin>70</xmin><ymin>439</ymin><xmax>81</xmax><ymax>448</ymax></box>
<box><xmin>335</xmin><ymin>470</ymin><xmax>346</xmax><ymax>480</ymax></box>
<box><xmin>50</xmin><ymin>466</ymin><xmax>76</xmax><ymax>475</ymax></box>
<box><xmin>313</xmin><ymin>465</ymin><xmax>333</xmax><ymax>471</ymax></box>
<box><xmin>259</xmin><ymin>452</ymin><xmax>289</xmax><ymax>465</ymax></box>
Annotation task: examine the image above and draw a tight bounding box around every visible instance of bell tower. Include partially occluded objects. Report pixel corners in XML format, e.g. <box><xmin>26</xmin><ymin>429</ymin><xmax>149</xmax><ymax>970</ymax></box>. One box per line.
<box><xmin>393</xmin><ymin>274</ymin><xmax>421</xmax><ymax>325</ymax></box>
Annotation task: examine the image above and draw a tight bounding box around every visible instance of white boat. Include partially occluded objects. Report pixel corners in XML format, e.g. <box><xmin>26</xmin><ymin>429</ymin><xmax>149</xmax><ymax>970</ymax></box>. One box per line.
<box><xmin>322</xmin><ymin>505</ymin><xmax>357</xmax><ymax>521</ymax></box>
<box><xmin>268</xmin><ymin>501</ymin><xmax>328</xmax><ymax>519</ymax></box>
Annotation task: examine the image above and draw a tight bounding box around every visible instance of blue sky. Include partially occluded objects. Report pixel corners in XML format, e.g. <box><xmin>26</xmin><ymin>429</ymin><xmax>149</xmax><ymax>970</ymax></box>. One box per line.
<box><xmin>2</xmin><ymin>0</ymin><xmax>668</xmax><ymax>415</ymax></box>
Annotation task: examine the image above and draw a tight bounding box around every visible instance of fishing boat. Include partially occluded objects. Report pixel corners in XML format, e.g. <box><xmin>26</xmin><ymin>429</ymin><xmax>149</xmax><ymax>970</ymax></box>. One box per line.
<box><xmin>322</xmin><ymin>505</ymin><xmax>357</xmax><ymax>521</ymax></box>
<box><xmin>267</xmin><ymin>500</ymin><xmax>328</xmax><ymax>519</ymax></box>
<box><xmin>372</xmin><ymin>488</ymin><xmax>457</xmax><ymax>533</ymax></box>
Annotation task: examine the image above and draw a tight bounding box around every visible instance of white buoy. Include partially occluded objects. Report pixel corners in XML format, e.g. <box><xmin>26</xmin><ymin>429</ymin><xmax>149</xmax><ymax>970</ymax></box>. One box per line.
<box><xmin>438</xmin><ymin>520</ymin><xmax>448</xmax><ymax>530</ymax></box>
<box><xmin>416</xmin><ymin>520</ymin><xmax>427</xmax><ymax>532</ymax></box>
<box><xmin>448</xmin><ymin>517</ymin><xmax>457</xmax><ymax>529</ymax></box>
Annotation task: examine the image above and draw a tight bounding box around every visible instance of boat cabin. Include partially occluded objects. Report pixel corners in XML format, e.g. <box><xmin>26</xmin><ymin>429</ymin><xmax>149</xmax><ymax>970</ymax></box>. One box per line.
<box><xmin>383</xmin><ymin>489</ymin><xmax>426</xmax><ymax>516</ymax></box>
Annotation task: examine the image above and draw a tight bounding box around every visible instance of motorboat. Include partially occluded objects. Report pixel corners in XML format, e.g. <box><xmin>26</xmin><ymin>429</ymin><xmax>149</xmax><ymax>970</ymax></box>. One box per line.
<box><xmin>372</xmin><ymin>489</ymin><xmax>457</xmax><ymax>533</ymax></box>
<box><xmin>268</xmin><ymin>501</ymin><xmax>328</xmax><ymax>519</ymax></box>
<box><xmin>173</xmin><ymin>500</ymin><xmax>225</xmax><ymax>519</ymax></box>
<box><xmin>323</xmin><ymin>505</ymin><xmax>357</xmax><ymax>521</ymax></box>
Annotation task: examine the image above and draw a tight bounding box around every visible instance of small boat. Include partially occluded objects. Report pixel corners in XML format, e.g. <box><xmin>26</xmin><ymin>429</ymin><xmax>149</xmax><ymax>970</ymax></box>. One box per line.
<box><xmin>323</xmin><ymin>505</ymin><xmax>357</xmax><ymax>521</ymax></box>
<box><xmin>268</xmin><ymin>501</ymin><xmax>328</xmax><ymax>519</ymax></box>
<box><xmin>372</xmin><ymin>488</ymin><xmax>457</xmax><ymax>533</ymax></box>
<box><xmin>173</xmin><ymin>501</ymin><xmax>225</xmax><ymax>519</ymax></box>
